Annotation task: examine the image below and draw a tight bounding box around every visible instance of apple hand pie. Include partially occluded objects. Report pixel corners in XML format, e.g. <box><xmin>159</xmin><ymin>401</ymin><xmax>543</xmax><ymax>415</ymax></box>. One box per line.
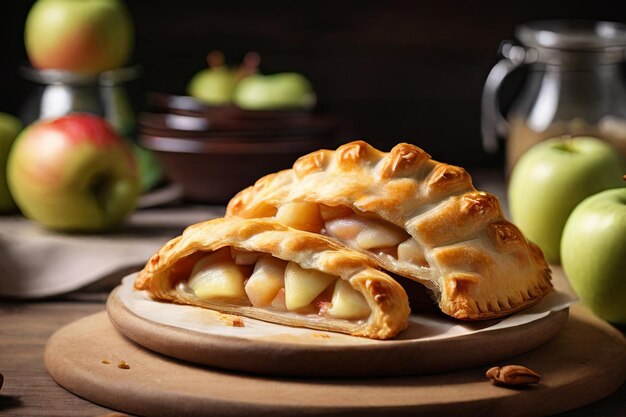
<box><xmin>135</xmin><ymin>217</ymin><xmax>410</xmax><ymax>339</ymax></box>
<box><xmin>226</xmin><ymin>140</ymin><xmax>552</xmax><ymax>320</ymax></box>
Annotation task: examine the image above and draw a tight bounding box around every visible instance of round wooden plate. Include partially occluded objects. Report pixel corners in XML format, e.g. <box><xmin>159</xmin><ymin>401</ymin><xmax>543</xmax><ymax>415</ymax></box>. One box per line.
<box><xmin>107</xmin><ymin>275</ymin><xmax>571</xmax><ymax>377</ymax></box>
<box><xmin>45</xmin><ymin>307</ymin><xmax>626</xmax><ymax>417</ymax></box>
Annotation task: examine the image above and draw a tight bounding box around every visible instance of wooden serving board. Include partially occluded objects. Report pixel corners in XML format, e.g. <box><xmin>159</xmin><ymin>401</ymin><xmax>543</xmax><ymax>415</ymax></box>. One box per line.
<box><xmin>106</xmin><ymin>275</ymin><xmax>571</xmax><ymax>377</ymax></box>
<box><xmin>45</xmin><ymin>306</ymin><xmax>626</xmax><ymax>417</ymax></box>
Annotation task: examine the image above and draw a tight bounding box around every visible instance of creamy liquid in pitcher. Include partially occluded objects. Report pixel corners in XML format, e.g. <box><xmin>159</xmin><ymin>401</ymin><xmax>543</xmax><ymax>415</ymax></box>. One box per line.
<box><xmin>506</xmin><ymin>116</ymin><xmax>626</xmax><ymax>176</ymax></box>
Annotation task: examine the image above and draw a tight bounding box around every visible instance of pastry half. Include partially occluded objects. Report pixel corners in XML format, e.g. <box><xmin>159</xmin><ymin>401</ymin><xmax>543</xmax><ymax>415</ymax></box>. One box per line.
<box><xmin>226</xmin><ymin>140</ymin><xmax>552</xmax><ymax>320</ymax></box>
<box><xmin>135</xmin><ymin>217</ymin><xmax>410</xmax><ymax>339</ymax></box>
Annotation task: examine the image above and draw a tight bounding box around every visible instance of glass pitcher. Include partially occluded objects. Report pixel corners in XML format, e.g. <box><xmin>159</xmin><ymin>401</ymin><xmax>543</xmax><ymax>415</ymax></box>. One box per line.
<box><xmin>482</xmin><ymin>20</ymin><xmax>626</xmax><ymax>175</ymax></box>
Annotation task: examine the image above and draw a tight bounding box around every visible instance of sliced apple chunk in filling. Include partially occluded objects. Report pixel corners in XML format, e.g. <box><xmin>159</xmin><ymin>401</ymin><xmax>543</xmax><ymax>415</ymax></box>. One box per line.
<box><xmin>231</xmin><ymin>248</ymin><xmax>263</xmax><ymax>265</ymax></box>
<box><xmin>324</xmin><ymin>215</ymin><xmax>409</xmax><ymax>250</ymax></box>
<box><xmin>328</xmin><ymin>279</ymin><xmax>371</xmax><ymax>320</ymax></box>
<box><xmin>319</xmin><ymin>204</ymin><xmax>354</xmax><ymax>221</ymax></box>
<box><xmin>322</xmin><ymin>218</ymin><xmax>361</xmax><ymax>242</ymax></box>
<box><xmin>275</xmin><ymin>202</ymin><xmax>324</xmax><ymax>233</ymax></box>
<box><xmin>185</xmin><ymin>247</ymin><xmax>372</xmax><ymax>321</ymax></box>
<box><xmin>245</xmin><ymin>256</ymin><xmax>287</xmax><ymax>307</ymax></box>
<box><xmin>270</xmin><ymin>288</ymin><xmax>288</xmax><ymax>311</ymax></box>
<box><xmin>188</xmin><ymin>248</ymin><xmax>249</xmax><ymax>302</ymax></box>
<box><xmin>397</xmin><ymin>237</ymin><xmax>428</xmax><ymax>266</ymax></box>
<box><xmin>355</xmin><ymin>222</ymin><xmax>408</xmax><ymax>250</ymax></box>
<box><xmin>284</xmin><ymin>262</ymin><xmax>336</xmax><ymax>311</ymax></box>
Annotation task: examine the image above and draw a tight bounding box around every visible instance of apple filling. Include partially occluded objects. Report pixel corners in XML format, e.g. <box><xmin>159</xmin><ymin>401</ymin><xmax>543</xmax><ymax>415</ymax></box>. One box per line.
<box><xmin>275</xmin><ymin>202</ymin><xmax>429</xmax><ymax>268</ymax></box>
<box><xmin>180</xmin><ymin>247</ymin><xmax>371</xmax><ymax>321</ymax></box>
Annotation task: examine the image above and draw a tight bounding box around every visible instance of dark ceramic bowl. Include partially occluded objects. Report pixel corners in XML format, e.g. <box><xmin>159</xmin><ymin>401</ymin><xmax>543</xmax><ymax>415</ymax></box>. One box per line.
<box><xmin>147</xmin><ymin>92</ymin><xmax>320</xmax><ymax>132</ymax></box>
<box><xmin>139</xmin><ymin>92</ymin><xmax>340</xmax><ymax>203</ymax></box>
<box><xmin>139</xmin><ymin>133</ymin><xmax>336</xmax><ymax>203</ymax></box>
<box><xmin>138</xmin><ymin>111</ymin><xmax>336</xmax><ymax>138</ymax></box>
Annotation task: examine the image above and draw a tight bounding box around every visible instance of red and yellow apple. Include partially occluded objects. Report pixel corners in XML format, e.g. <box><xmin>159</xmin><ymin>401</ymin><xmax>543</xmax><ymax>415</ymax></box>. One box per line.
<box><xmin>25</xmin><ymin>0</ymin><xmax>134</xmax><ymax>74</ymax></box>
<box><xmin>7</xmin><ymin>114</ymin><xmax>140</xmax><ymax>232</ymax></box>
<box><xmin>0</xmin><ymin>112</ymin><xmax>23</xmax><ymax>213</ymax></box>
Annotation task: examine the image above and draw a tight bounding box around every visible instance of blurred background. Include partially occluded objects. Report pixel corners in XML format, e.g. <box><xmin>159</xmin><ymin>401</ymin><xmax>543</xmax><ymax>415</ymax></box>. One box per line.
<box><xmin>2</xmin><ymin>0</ymin><xmax>626</xmax><ymax>169</ymax></box>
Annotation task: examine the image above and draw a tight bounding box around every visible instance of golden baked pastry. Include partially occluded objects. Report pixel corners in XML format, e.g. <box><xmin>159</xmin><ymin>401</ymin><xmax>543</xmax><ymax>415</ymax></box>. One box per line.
<box><xmin>135</xmin><ymin>217</ymin><xmax>410</xmax><ymax>339</ymax></box>
<box><xmin>226</xmin><ymin>140</ymin><xmax>552</xmax><ymax>320</ymax></box>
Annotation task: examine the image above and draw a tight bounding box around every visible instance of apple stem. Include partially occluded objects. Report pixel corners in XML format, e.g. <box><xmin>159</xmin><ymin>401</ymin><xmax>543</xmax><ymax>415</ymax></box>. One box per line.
<box><xmin>207</xmin><ymin>51</ymin><xmax>225</xmax><ymax>69</ymax></box>
<box><xmin>553</xmin><ymin>138</ymin><xmax>578</xmax><ymax>154</ymax></box>
<box><xmin>236</xmin><ymin>51</ymin><xmax>260</xmax><ymax>81</ymax></box>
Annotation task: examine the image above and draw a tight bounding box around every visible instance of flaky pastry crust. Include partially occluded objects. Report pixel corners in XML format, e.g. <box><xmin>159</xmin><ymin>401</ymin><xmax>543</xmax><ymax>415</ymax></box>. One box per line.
<box><xmin>226</xmin><ymin>141</ymin><xmax>552</xmax><ymax>320</ymax></box>
<box><xmin>135</xmin><ymin>217</ymin><xmax>410</xmax><ymax>339</ymax></box>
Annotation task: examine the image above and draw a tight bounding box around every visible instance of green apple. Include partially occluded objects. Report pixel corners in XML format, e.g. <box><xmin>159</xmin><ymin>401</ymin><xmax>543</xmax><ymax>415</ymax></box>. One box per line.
<box><xmin>233</xmin><ymin>72</ymin><xmax>316</xmax><ymax>111</ymax></box>
<box><xmin>25</xmin><ymin>0</ymin><xmax>134</xmax><ymax>74</ymax></box>
<box><xmin>561</xmin><ymin>188</ymin><xmax>626</xmax><ymax>324</ymax></box>
<box><xmin>187</xmin><ymin>67</ymin><xmax>239</xmax><ymax>106</ymax></box>
<box><xmin>0</xmin><ymin>113</ymin><xmax>23</xmax><ymax>213</ymax></box>
<box><xmin>508</xmin><ymin>136</ymin><xmax>625</xmax><ymax>263</ymax></box>
<box><xmin>188</xmin><ymin>67</ymin><xmax>238</xmax><ymax>106</ymax></box>
<box><xmin>187</xmin><ymin>51</ymin><xmax>259</xmax><ymax>106</ymax></box>
<box><xmin>7</xmin><ymin>114</ymin><xmax>140</xmax><ymax>232</ymax></box>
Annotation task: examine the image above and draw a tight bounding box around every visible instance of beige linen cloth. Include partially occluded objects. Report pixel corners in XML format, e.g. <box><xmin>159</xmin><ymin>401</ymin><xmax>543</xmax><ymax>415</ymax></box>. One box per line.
<box><xmin>0</xmin><ymin>206</ymin><xmax>223</xmax><ymax>298</ymax></box>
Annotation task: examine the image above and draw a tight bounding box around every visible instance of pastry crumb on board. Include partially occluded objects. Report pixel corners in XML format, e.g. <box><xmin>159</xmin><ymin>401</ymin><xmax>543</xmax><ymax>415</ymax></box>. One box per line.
<box><xmin>100</xmin><ymin>357</ymin><xmax>130</xmax><ymax>369</ymax></box>
<box><xmin>219</xmin><ymin>313</ymin><xmax>245</xmax><ymax>327</ymax></box>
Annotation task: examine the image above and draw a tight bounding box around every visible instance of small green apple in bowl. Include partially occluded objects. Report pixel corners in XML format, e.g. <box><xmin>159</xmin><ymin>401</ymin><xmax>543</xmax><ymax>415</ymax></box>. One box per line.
<box><xmin>508</xmin><ymin>136</ymin><xmax>625</xmax><ymax>263</ymax></box>
<box><xmin>7</xmin><ymin>114</ymin><xmax>140</xmax><ymax>232</ymax></box>
<box><xmin>25</xmin><ymin>0</ymin><xmax>134</xmax><ymax>74</ymax></box>
<box><xmin>187</xmin><ymin>52</ymin><xmax>241</xmax><ymax>106</ymax></box>
<box><xmin>561</xmin><ymin>186</ymin><xmax>626</xmax><ymax>324</ymax></box>
<box><xmin>187</xmin><ymin>67</ymin><xmax>238</xmax><ymax>106</ymax></box>
<box><xmin>233</xmin><ymin>72</ymin><xmax>316</xmax><ymax>111</ymax></box>
<box><xmin>0</xmin><ymin>112</ymin><xmax>23</xmax><ymax>213</ymax></box>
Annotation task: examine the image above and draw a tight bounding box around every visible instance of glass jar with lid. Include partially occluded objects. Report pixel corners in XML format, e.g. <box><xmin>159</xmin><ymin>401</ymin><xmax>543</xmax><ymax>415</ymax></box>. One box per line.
<box><xmin>482</xmin><ymin>20</ymin><xmax>626</xmax><ymax>175</ymax></box>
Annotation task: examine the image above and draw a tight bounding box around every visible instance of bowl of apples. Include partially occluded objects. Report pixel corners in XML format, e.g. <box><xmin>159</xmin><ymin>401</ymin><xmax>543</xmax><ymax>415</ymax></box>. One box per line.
<box><xmin>138</xmin><ymin>52</ymin><xmax>339</xmax><ymax>203</ymax></box>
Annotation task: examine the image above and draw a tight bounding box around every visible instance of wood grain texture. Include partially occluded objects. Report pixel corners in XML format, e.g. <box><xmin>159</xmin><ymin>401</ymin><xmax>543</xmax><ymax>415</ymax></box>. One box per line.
<box><xmin>0</xmin><ymin>302</ymin><xmax>113</xmax><ymax>416</ymax></box>
<box><xmin>45</xmin><ymin>307</ymin><xmax>626</xmax><ymax>417</ymax></box>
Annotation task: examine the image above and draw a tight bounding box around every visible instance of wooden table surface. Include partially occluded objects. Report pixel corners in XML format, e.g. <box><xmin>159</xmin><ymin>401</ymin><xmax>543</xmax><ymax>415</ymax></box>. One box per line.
<box><xmin>0</xmin><ymin>294</ymin><xmax>624</xmax><ymax>417</ymax></box>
